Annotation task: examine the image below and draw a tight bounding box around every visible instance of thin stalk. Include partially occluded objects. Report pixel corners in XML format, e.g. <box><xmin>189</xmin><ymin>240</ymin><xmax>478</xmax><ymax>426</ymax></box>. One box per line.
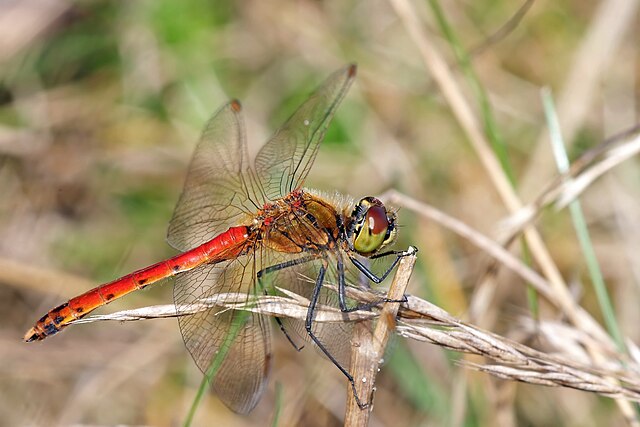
<box><xmin>428</xmin><ymin>0</ymin><xmax>515</xmax><ymax>183</ymax></box>
<box><xmin>344</xmin><ymin>247</ymin><xmax>418</xmax><ymax>426</ymax></box>
<box><xmin>182</xmin><ymin>308</ymin><xmax>251</xmax><ymax>427</ymax></box>
<box><xmin>541</xmin><ymin>87</ymin><xmax>624</xmax><ymax>351</ymax></box>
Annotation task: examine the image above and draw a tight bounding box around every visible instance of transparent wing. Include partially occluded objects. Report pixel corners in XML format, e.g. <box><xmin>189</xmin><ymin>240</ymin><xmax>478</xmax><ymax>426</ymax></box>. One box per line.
<box><xmin>275</xmin><ymin>254</ymin><xmax>356</xmax><ymax>368</ymax></box>
<box><xmin>167</xmin><ymin>101</ymin><xmax>257</xmax><ymax>252</ymax></box>
<box><xmin>257</xmin><ymin>203</ymin><xmax>359</xmax><ymax>367</ymax></box>
<box><xmin>254</xmin><ymin>65</ymin><xmax>356</xmax><ymax>201</ymax></box>
<box><xmin>254</xmin><ymin>195</ymin><xmax>362</xmax><ymax>367</ymax></box>
<box><xmin>174</xmin><ymin>253</ymin><xmax>271</xmax><ymax>414</ymax></box>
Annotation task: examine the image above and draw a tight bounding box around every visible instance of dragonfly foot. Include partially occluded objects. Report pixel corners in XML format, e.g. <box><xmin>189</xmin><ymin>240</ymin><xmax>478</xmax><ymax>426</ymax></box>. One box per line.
<box><xmin>350</xmin><ymin>381</ymin><xmax>371</xmax><ymax>410</ymax></box>
<box><xmin>402</xmin><ymin>245</ymin><xmax>419</xmax><ymax>256</ymax></box>
<box><xmin>382</xmin><ymin>294</ymin><xmax>408</xmax><ymax>304</ymax></box>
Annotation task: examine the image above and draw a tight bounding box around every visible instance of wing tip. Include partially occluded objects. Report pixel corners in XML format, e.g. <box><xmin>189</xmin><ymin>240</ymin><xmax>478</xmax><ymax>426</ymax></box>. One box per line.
<box><xmin>347</xmin><ymin>63</ymin><xmax>357</xmax><ymax>78</ymax></box>
<box><xmin>230</xmin><ymin>99</ymin><xmax>242</xmax><ymax>112</ymax></box>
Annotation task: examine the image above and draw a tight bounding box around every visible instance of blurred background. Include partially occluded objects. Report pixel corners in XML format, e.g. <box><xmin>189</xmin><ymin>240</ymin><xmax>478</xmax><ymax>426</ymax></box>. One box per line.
<box><xmin>1</xmin><ymin>0</ymin><xmax>639</xmax><ymax>425</ymax></box>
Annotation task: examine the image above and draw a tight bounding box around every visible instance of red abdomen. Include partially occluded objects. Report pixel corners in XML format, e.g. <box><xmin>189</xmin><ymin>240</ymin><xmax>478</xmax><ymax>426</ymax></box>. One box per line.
<box><xmin>24</xmin><ymin>226</ymin><xmax>249</xmax><ymax>342</ymax></box>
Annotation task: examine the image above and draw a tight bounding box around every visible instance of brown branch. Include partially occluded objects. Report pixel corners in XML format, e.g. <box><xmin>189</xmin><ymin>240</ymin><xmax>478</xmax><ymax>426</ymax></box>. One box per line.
<box><xmin>345</xmin><ymin>246</ymin><xmax>418</xmax><ymax>426</ymax></box>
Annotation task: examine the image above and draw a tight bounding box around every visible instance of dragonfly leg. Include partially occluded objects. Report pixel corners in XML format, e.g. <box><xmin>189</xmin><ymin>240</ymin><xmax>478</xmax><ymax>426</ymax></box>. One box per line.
<box><xmin>275</xmin><ymin>316</ymin><xmax>303</xmax><ymax>351</ymax></box>
<box><xmin>337</xmin><ymin>254</ymin><xmax>378</xmax><ymax>312</ymax></box>
<box><xmin>306</xmin><ymin>261</ymin><xmax>370</xmax><ymax>410</ymax></box>
<box><xmin>337</xmin><ymin>262</ymin><xmax>402</xmax><ymax>313</ymax></box>
<box><xmin>256</xmin><ymin>255</ymin><xmax>319</xmax><ymax>279</ymax></box>
<box><xmin>339</xmin><ymin>247</ymin><xmax>418</xmax><ymax>312</ymax></box>
<box><xmin>350</xmin><ymin>246</ymin><xmax>418</xmax><ymax>284</ymax></box>
<box><xmin>256</xmin><ymin>255</ymin><xmax>319</xmax><ymax>352</ymax></box>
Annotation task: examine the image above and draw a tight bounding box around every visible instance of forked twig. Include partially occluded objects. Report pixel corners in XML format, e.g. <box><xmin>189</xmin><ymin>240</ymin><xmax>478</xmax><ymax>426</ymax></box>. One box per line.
<box><xmin>500</xmin><ymin>128</ymin><xmax>640</xmax><ymax>236</ymax></box>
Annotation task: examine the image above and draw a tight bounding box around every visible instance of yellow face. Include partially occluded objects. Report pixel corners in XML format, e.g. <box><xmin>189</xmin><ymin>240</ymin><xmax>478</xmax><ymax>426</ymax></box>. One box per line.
<box><xmin>351</xmin><ymin>197</ymin><xmax>397</xmax><ymax>256</ymax></box>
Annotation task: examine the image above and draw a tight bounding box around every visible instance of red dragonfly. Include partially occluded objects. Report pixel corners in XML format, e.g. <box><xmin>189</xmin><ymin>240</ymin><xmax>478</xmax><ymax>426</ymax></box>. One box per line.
<box><xmin>24</xmin><ymin>65</ymin><xmax>410</xmax><ymax>413</ymax></box>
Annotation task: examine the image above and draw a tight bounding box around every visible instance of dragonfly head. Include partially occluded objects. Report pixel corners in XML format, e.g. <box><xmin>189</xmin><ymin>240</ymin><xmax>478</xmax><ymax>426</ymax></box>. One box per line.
<box><xmin>348</xmin><ymin>197</ymin><xmax>397</xmax><ymax>256</ymax></box>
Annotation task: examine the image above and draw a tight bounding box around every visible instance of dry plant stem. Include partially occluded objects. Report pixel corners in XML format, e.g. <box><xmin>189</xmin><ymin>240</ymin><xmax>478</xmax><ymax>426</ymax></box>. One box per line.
<box><xmin>345</xmin><ymin>247</ymin><xmax>417</xmax><ymax>427</ymax></box>
<box><xmin>503</xmin><ymin>130</ymin><xmax>640</xmax><ymax>237</ymax></box>
<box><xmin>381</xmin><ymin>190</ymin><xmax>611</xmax><ymax>344</ymax></box>
<box><xmin>380</xmin><ymin>191</ymin><xmax>555</xmax><ymax>297</ymax></box>
<box><xmin>520</xmin><ymin>0</ymin><xmax>640</xmax><ymax>195</ymax></box>
<box><xmin>0</xmin><ymin>1</ymin><xmax>71</xmax><ymax>61</ymax></box>
<box><xmin>345</xmin><ymin>323</ymin><xmax>376</xmax><ymax>426</ymax></box>
<box><xmin>0</xmin><ymin>257</ymin><xmax>96</xmax><ymax>297</ymax></box>
<box><xmin>69</xmin><ymin>276</ymin><xmax>640</xmax><ymax>403</ymax></box>
<box><xmin>389</xmin><ymin>0</ymin><xmax>581</xmax><ymax>330</ymax></box>
<box><xmin>397</xmin><ymin>297</ymin><xmax>640</xmax><ymax>403</ymax></box>
<box><xmin>73</xmin><ymin>292</ymin><xmax>379</xmax><ymax>325</ymax></box>
<box><xmin>385</xmin><ymin>191</ymin><xmax>637</xmax><ymax>415</ymax></box>
<box><xmin>387</xmin><ymin>0</ymin><xmax>636</xmax><ymax>419</ymax></box>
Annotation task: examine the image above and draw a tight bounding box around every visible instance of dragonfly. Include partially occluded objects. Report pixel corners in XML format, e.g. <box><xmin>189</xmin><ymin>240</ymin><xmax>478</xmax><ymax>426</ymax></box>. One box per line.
<box><xmin>24</xmin><ymin>65</ymin><xmax>412</xmax><ymax>413</ymax></box>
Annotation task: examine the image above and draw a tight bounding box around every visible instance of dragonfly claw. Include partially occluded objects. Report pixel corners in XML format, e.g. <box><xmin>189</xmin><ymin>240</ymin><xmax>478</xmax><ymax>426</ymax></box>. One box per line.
<box><xmin>404</xmin><ymin>245</ymin><xmax>419</xmax><ymax>256</ymax></box>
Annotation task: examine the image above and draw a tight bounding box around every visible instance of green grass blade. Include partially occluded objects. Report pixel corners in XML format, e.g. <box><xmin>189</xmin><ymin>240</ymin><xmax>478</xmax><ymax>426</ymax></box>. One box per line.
<box><xmin>428</xmin><ymin>0</ymin><xmax>541</xmax><ymax>330</ymax></box>
<box><xmin>182</xmin><ymin>308</ymin><xmax>252</xmax><ymax>427</ymax></box>
<box><xmin>271</xmin><ymin>382</ymin><xmax>283</xmax><ymax>427</ymax></box>
<box><xmin>428</xmin><ymin>0</ymin><xmax>515</xmax><ymax>184</ymax></box>
<box><xmin>388</xmin><ymin>341</ymin><xmax>448</xmax><ymax>420</ymax></box>
<box><xmin>541</xmin><ymin>88</ymin><xmax>625</xmax><ymax>351</ymax></box>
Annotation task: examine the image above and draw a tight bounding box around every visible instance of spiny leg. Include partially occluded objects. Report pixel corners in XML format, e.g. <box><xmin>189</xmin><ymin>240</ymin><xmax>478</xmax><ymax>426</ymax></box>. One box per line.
<box><xmin>256</xmin><ymin>255</ymin><xmax>319</xmax><ymax>351</ymax></box>
<box><xmin>350</xmin><ymin>248</ymin><xmax>417</xmax><ymax>284</ymax></box>
<box><xmin>306</xmin><ymin>260</ymin><xmax>370</xmax><ymax>410</ymax></box>
<box><xmin>339</xmin><ymin>247</ymin><xmax>417</xmax><ymax>312</ymax></box>
<box><xmin>337</xmin><ymin>254</ymin><xmax>381</xmax><ymax>312</ymax></box>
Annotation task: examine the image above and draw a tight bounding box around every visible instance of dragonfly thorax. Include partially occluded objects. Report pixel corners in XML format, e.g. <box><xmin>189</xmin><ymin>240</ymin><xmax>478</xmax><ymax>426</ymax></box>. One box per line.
<box><xmin>258</xmin><ymin>190</ymin><xmax>342</xmax><ymax>254</ymax></box>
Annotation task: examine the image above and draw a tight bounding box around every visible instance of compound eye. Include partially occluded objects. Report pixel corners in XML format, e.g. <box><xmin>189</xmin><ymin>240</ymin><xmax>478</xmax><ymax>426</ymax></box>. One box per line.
<box><xmin>353</xmin><ymin>205</ymin><xmax>389</xmax><ymax>255</ymax></box>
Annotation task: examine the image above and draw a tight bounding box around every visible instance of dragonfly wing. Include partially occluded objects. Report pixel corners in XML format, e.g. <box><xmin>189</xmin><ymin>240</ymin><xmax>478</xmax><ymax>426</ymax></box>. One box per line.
<box><xmin>174</xmin><ymin>256</ymin><xmax>271</xmax><ymax>414</ymax></box>
<box><xmin>254</xmin><ymin>65</ymin><xmax>356</xmax><ymax>201</ymax></box>
<box><xmin>265</xmin><ymin>251</ymin><xmax>355</xmax><ymax>369</ymax></box>
<box><xmin>168</xmin><ymin>101</ymin><xmax>257</xmax><ymax>252</ymax></box>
